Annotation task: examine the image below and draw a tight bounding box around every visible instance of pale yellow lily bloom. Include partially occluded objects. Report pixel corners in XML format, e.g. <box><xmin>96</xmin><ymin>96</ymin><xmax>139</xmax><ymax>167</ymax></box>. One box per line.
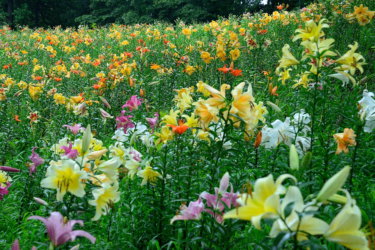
<box><xmin>270</xmin><ymin>186</ymin><xmax>329</xmax><ymax>241</ymax></box>
<box><xmin>41</xmin><ymin>159</ymin><xmax>87</xmax><ymax>201</ymax></box>
<box><xmin>89</xmin><ymin>182</ymin><xmax>120</xmax><ymax>221</ymax></box>
<box><xmin>276</xmin><ymin>44</ymin><xmax>299</xmax><ymax>72</ymax></box>
<box><xmin>324</xmin><ymin>196</ymin><xmax>369</xmax><ymax>250</ymax></box>
<box><xmin>224</xmin><ymin>174</ymin><xmax>296</xmax><ymax>229</ymax></box>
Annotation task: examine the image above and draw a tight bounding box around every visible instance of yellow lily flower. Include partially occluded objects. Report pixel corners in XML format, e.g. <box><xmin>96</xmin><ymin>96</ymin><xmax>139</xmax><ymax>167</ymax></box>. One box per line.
<box><xmin>293</xmin><ymin>19</ymin><xmax>329</xmax><ymax>42</ymax></box>
<box><xmin>270</xmin><ymin>186</ymin><xmax>329</xmax><ymax>241</ymax></box>
<box><xmin>224</xmin><ymin>174</ymin><xmax>296</xmax><ymax>229</ymax></box>
<box><xmin>276</xmin><ymin>44</ymin><xmax>299</xmax><ymax>72</ymax></box>
<box><xmin>89</xmin><ymin>183</ymin><xmax>120</xmax><ymax>221</ymax></box>
<box><xmin>335</xmin><ymin>42</ymin><xmax>366</xmax><ymax>75</ymax></box>
<box><xmin>324</xmin><ymin>197</ymin><xmax>369</xmax><ymax>250</ymax></box>
<box><xmin>41</xmin><ymin>159</ymin><xmax>87</xmax><ymax>201</ymax></box>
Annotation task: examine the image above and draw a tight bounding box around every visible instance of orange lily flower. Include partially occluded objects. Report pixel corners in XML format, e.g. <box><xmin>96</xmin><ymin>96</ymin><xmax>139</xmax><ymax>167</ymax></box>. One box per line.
<box><xmin>333</xmin><ymin>128</ymin><xmax>356</xmax><ymax>154</ymax></box>
<box><xmin>167</xmin><ymin>120</ymin><xmax>189</xmax><ymax>135</ymax></box>
<box><xmin>218</xmin><ymin>65</ymin><xmax>232</xmax><ymax>74</ymax></box>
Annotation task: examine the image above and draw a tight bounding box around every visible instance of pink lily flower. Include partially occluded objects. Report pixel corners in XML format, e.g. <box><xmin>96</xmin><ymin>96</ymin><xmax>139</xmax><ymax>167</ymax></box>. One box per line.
<box><xmin>0</xmin><ymin>182</ymin><xmax>11</xmax><ymax>200</ymax></box>
<box><xmin>28</xmin><ymin>212</ymin><xmax>96</xmax><ymax>247</ymax></box>
<box><xmin>11</xmin><ymin>239</ymin><xmax>37</xmax><ymax>250</ymax></box>
<box><xmin>116</xmin><ymin>111</ymin><xmax>135</xmax><ymax>133</ymax></box>
<box><xmin>29</xmin><ymin>147</ymin><xmax>44</xmax><ymax>175</ymax></box>
<box><xmin>0</xmin><ymin>166</ymin><xmax>20</xmax><ymax>172</ymax></box>
<box><xmin>129</xmin><ymin>149</ymin><xmax>142</xmax><ymax>162</ymax></box>
<box><xmin>63</xmin><ymin>124</ymin><xmax>83</xmax><ymax>135</ymax></box>
<box><xmin>170</xmin><ymin>199</ymin><xmax>204</xmax><ymax>224</ymax></box>
<box><xmin>200</xmin><ymin>172</ymin><xmax>239</xmax><ymax>223</ymax></box>
<box><xmin>122</xmin><ymin>95</ymin><xmax>142</xmax><ymax>111</ymax></box>
<box><xmin>146</xmin><ymin>112</ymin><xmax>159</xmax><ymax>131</ymax></box>
<box><xmin>60</xmin><ymin>143</ymin><xmax>79</xmax><ymax>159</ymax></box>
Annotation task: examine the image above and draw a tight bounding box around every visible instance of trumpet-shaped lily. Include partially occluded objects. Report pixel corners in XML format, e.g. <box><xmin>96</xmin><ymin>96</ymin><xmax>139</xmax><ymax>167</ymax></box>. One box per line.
<box><xmin>89</xmin><ymin>183</ymin><xmax>120</xmax><ymax>221</ymax></box>
<box><xmin>270</xmin><ymin>186</ymin><xmax>329</xmax><ymax>241</ymax></box>
<box><xmin>41</xmin><ymin>159</ymin><xmax>88</xmax><ymax>201</ymax></box>
<box><xmin>224</xmin><ymin>174</ymin><xmax>296</xmax><ymax>229</ymax></box>
<box><xmin>324</xmin><ymin>196</ymin><xmax>369</xmax><ymax>250</ymax></box>
<box><xmin>171</xmin><ymin>199</ymin><xmax>204</xmax><ymax>224</ymax></box>
<box><xmin>28</xmin><ymin>212</ymin><xmax>96</xmax><ymax>246</ymax></box>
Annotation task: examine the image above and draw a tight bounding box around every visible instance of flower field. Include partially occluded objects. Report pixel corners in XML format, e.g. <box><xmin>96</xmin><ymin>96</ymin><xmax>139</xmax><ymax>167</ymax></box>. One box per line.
<box><xmin>0</xmin><ymin>1</ymin><xmax>374</xmax><ymax>249</ymax></box>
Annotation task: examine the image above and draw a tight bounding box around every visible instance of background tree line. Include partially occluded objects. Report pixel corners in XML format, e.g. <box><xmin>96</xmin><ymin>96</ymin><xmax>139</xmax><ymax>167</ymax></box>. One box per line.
<box><xmin>0</xmin><ymin>0</ymin><xmax>312</xmax><ymax>28</ymax></box>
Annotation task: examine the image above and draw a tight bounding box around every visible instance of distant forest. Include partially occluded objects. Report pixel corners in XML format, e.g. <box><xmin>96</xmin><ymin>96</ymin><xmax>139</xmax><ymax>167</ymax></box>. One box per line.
<box><xmin>0</xmin><ymin>0</ymin><xmax>313</xmax><ymax>28</ymax></box>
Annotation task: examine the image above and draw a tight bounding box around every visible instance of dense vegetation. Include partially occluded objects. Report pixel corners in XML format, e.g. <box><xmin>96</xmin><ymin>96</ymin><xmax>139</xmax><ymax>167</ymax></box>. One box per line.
<box><xmin>0</xmin><ymin>0</ymin><xmax>374</xmax><ymax>249</ymax></box>
<box><xmin>0</xmin><ymin>0</ymin><xmax>315</xmax><ymax>27</ymax></box>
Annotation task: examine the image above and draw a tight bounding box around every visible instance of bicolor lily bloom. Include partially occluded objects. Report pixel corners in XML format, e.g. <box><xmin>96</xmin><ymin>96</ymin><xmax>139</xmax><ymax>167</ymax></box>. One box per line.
<box><xmin>116</xmin><ymin>111</ymin><xmax>135</xmax><ymax>133</ymax></box>
<box><xmin>63</xmin><ymin>124</ymin><xmax>83</xmax><ymax>135</ymax></box>
<box><xmin>28</xmin><ymin>212</ymin><xmax>96</xmax><ymax>247</ymax></box>
<box><xmin>224</xmin><ymin>174</ymin><xmax>296</xmax><ymax>229</ymax></box>
<box><xmin>41</xmin><ymin>159</ymin><xmax>88</xmax><ymax>201</ymax></box>
<box><xmin>146</xmin><ymin>112</ymin><xmax>159</xmax><ymax>131</ymax></box>
<box><xmin>122</xmin><ymin>95</ymin><xmax>142</xmax><ymax>111</ymax></box>
<box><xmin>60</xmin><ymin>143</ymin><xmax>79</xmax><ymax>159</ymax></box>
<box><xmin>170</xmin><ymin>199</ymin><xmax>204</xmax><ymax>224</ymax></box>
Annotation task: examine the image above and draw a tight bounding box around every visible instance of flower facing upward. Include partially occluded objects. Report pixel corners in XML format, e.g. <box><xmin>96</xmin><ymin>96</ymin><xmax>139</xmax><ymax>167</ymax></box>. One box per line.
<box><xmin>167</xmin><ymin>120</ymin><xmax>189</xmax><ymax>135</ymax></box>
<box><xmin>41</xmin><ymin>159</ymin><xmax>87</xmax><ymax>201</ymax></box>
<box><xmin>28</xmin><ymin>212</ymin><xmax>96</xmax><ymax>246</ymax></box>
<box><xmin>122</xmin><ymin>95</ymin><xmax>142</xmax><ymax>111</ymax></box>
<box><xmin>333</xmin><ymin>128</ymin><xmax>356</xmax><ymax>154</ymax></box>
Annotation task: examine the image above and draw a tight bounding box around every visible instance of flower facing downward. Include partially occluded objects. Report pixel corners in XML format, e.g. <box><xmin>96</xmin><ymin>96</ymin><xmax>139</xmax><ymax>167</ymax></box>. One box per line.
<box><xmin>28</xmin><ymin>212</ymin><xmax>96</xmax><ymax>246</ymax></box>
<box><xmin>333</xmin><ymin>128</ymin><xmax>356</xmax><ymax>154</ymax></box>
<box><xmin>41</xmin><ymin>160</ymin><xmax>87</xmax><ymax>201</ymax></box>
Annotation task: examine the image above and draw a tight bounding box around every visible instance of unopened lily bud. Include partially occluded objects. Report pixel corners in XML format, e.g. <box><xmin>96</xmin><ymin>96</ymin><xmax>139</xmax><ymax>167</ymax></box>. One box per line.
<box><xmin>254</xmin><ymin>131</ymin><xmax>262</xmax><ymax>148</ymax></box>
<box><xmin>316</xmin><ymin>166</ymin><xmax>351</xmax><ymax>202</ymax></box>
<box><xmin>266</xmin><ymin>101</ymin><xmax>281</xmax><ymax>112</ymax></box>
<box><xmin>301</xmin><ymin>151</ymin><xmax>312</xmax><ymax>169</ymax></box>
<box><xmin>327</xmin><ymin>194</ymin><xmax>347</xmax><ymax>204</ymax></box>
<box><xmin>140</xmin><ymin>88</ymin><xmax>145</xmax><ymax>97</ymax></box>
<box><xmin>289</xmin><ymin>144</ymin><xmax>299</xmax><ymax>170</ymax></box>
<box><xmin>99</xmin><ymin>96</ymin><xmax>111</xmax><ymax>109</ymax></box>
<box><xmin>0</xmin><ymin>166</ymin><xmax>20</xmax><ymax>172</ymax></box>
<box><xmin>86</xmin><ymin>149</ymin><xmax>108</xmax><ymax>160</ymax></box>
<box><xmin>33</xmin><ymin>197</ymin><xmax>49</xmax><ymax>206</ymax></box>
<box><xmin>99</xmin><ymin>109</ymin><xmax>113</xmax><ymax>119</ymax></box>
<box><xmin>82</xmin><ymin>125</ymin><xmax>92</xmax><ymax>154</ymax></box>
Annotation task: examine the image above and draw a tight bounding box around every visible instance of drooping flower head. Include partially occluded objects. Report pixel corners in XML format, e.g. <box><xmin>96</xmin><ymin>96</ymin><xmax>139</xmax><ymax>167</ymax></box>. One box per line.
<box><xmin>89</xmin><ymin>183</ymin><xmax>120</xmax><ymax>221</ymax></box>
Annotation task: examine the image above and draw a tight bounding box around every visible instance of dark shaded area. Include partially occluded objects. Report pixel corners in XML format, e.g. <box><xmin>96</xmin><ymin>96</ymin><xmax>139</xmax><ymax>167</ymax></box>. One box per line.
<box><xmin>0</xmin><ymin>0</ymin><xmax>313</xmax><ymax>28</ymax></box>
